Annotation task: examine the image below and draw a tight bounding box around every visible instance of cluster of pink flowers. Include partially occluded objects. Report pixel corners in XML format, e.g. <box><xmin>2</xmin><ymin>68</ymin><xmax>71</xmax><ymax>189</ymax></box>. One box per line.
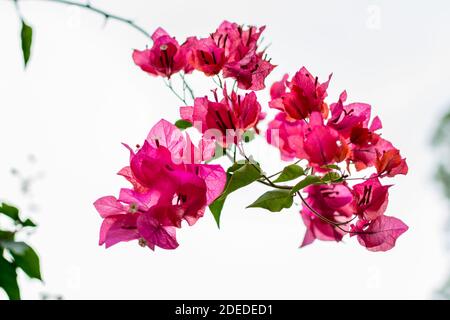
<box><xmin>94</xmin><ymin>119</ymin><xmax>226</xmax><ymax>250</ymax></box>
<box><xmin>95</xmin><ymin>21</ymin><xmax>408</xmax><ymax>252</ymax></box>
<box><xmin>132</xmin><ymin>21</ymin><xmax>275</xmax><ymax>90</ymax></box>
<box><xmin>266</xmin><ymin>69</ymin><xmax>408</xmax><ymax>251</ymax></box>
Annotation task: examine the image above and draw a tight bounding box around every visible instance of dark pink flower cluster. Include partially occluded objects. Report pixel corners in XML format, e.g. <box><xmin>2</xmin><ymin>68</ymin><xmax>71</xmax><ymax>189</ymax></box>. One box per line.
<box><xmin>97</xmin><ymin>21</ymin><xmax>409</xmax><ymax>253</ymax></box>
<box><xmin>94</xmin><ymin>120</ymin><xmax>226</xmax><ymax>250</ymax></box>
<box><xmin>266</xmin><ymin>68</ymin><xmax>408</xmax><ymax>251</ymax></box>
<box><xmin>133</xmin><ymin>21</ymin><xmax>275</xmax><ymax>90</ymax></box>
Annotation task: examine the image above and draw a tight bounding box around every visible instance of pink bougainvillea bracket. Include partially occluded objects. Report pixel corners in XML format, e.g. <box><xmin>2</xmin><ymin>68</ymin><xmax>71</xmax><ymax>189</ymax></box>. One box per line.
<box><xmin>95</xmin><ymin>21</ymin><xmax>408</xmax><ymax>252</ymax></box>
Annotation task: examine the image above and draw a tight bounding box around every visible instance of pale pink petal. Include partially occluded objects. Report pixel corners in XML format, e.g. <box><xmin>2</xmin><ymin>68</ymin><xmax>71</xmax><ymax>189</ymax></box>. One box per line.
<box><xmin>94</xmin><ymin>196</ymin><xmax>124</xmax><ymax>218</ymax></box>
<box><xmin>147</xmin><ymin>119</ymin><xmax>185</xmax><ymax>156</ymax></box>
<box><xmin>118</xmin><ymin>188</ymin><xmax>160</xmax><ymax>211</ymax></box>
<box><xmin>101</xmin><ymin>214</ymin><xmax>140</xmax><ymax>248</ymax></box>
<box><xmin>357</xmin><ymin>216</ymin><xmax>408</xmax><ymax>252</ymax></box>
<box><xmin>194</xmin><ymin>164</ymin><xmax>226</xmax><ymax>205</ymax></box>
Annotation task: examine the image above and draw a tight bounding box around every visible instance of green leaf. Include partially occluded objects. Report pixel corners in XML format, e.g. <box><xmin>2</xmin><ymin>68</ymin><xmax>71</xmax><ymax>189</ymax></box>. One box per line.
<box><xmin>22</xmin><ymin>218</ymin><xmax>37</xmax><ymax>228</ymax></box>
<box><xmin>209</xmin><ymin>196</ymin><xmax>225</xmax><ymax>228</ymax></box>
<box><xmin>0</xmin><ymin>231</ymin><xmax>15</xmax><ymax>241</ymax></box>
<box><xmin>321</xmin><ymin>171</ymin><xmax>343</xmax><ymax>183</ymax></box>
<box><xmin>247</xmin><ymin>190</ymin><xmax>294</xmax><ymax>212</ymax></box>
<box><xmin>209</xmin><ymin>162</ymin><xmax>261</xmax><ymax>227</ymax></box>
<box><xmin>0</xmin><ymin>203</ymin><xmax>20</xmax><ymax>221</ymax></box>
<box><xmin>2</xmin><ymin>241</ymin><xmax>41</xmax><ymax>280</ymax></box>
<box><xmin>219</xmin><ymin>163</ymin><xmax>261</xmax><ymax>200</ymax></box>
<box><xmin>273</xmin><ymin>164</ymin><xmax>305</xmax><ymax>183</ymax></box>
<box><xmin>21</xmin><ymin>20</ymin><xmax>33</xmax><ymax>68</ymax></box>
<box><xmin>322</xmin><ymin>164</ymin><xmax>341</xmax><ymax>171</ymax></box>
<box><xmin>290</xmin><ymin>175</ymin><xmax>322</xmax><ymax>195</ymax></box>
<box><xmin>174</xmin><ymin>119</ymin><xmax>192</xmax><ymax>130</ymax></box>
<box><xmin>0</xmin><ymin>255</ymin><xmax>20</xmax><ymax>300</ymax></box>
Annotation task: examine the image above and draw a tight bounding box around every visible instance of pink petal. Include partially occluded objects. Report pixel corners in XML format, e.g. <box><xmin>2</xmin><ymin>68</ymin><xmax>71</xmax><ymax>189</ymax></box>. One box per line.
<box><xmin>147</xmin><ymin>119</ymin><xmax>185</xmax><ymax>156</ymax></box>
<box><xmin>118</xmin><ymin>188</ymin><xmax>160</xmax><ymax>211</ymax></box>
<box><xmin>94</xmin><ymin>196</ymin><xmax>124</xmax><ymax>218</ymax></box>
<box><xmin>194</xmin><ymin>164</ymin><xmax>226</xmax><ymax>205</ymax></box>
<box><xmin>357</xmin><ymin>216</ymin><xmax>408</xmax><ymax>252</ymax></box>
<box><xmin>100</xmin><ymin>214</ymin><xmax>140</xmax><ymax>248</ymax></box>
<box><xmin>137</xmin><ymin>210</ymin><xmax>179</xmax><ymax>250</ymax></box>
<box><xmin>132</xmin><ymin>49</ymin><xmax>157</xmax><ymax>75</ymax></box>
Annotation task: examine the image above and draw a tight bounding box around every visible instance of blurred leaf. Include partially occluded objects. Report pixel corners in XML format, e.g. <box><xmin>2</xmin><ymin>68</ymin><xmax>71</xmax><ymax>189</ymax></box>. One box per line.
<box><xmin>247</xmin><ymin>190</ymin><xmax>293</xmax><ymax>212</ymax></box>
<box><xmin>432</xmin><ymin>111</ymin><xmax>450</xmax><ymax>145</ymax></box>
<box><xmin>274</xmin><ymin>164</ymin><xmax>304</xmax><ymax>183</ymax></box>
<box><xmin>0</xmin><ymin>231</ymin><xmax>15</xmax><ymax>241</ymax></box>
<box><xmin>22</xmin><ymin>219</ymin><xmax>37</xmax><ymax>228</ymax></box>
<box><xmin>21</xmin><ymin>20</ymin><xmax>33</xmax><ymax>68</ymax></box>
<box><xmin>209</xmin><ymin>162</ymin><xmax>261</xmax><ymax>227</ymax></box>
<box><xmin>0</xmin><ymin>255</ymin><xmax>20</xmax><ymax>300</ymax></box>
<box><xmin>174</xmin><ymin>119</ymin><xmax>192</xmax><ymax>130</ymax></box>
<box><xmin>290</xmin><ymin>175</ymin><xmax>322</xmax><ymax>195</ymax></box>
<box><xmin>5</xmin><ymin>241</ymin><xmax>41</xmax><ymax>280</ymax></box>
<box><xmin>0</xmin><ymin>240</ymin><xmax>28</xmax><ymax>255</ymax></box>
<box><xmin>0</xmin><ymin>203</ymin><xmax>20</xmax><ymax>221</ymax></box>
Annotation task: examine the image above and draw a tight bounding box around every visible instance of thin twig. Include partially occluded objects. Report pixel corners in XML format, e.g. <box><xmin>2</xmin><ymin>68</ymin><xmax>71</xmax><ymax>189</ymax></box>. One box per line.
<box><xmin>179</xmin><ymin>72</ymin><xmax>195</xmax><ymax>101</ymax></box>
<box><xmin>164</xmin><ymin>79</ymin><xmax>187</xmax><ymax>105</ymax></box>
<box><xmin>12</xmin><ymin>0</ymin><xmax>151</xmax><ymax>38</ymax></box>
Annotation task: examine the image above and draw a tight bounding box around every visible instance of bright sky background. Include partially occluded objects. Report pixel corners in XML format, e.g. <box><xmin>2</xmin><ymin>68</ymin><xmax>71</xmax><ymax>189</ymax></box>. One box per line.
<box><xmin>1</xmin><ymin>0</ymin><xmax>450</xmax><ymax>299</ymax></box>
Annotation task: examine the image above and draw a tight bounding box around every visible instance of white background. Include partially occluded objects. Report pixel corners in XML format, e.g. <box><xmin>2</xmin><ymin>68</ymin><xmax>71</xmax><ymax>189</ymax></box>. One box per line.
<box><xmin>1</xmin><ymin>0</ymin><xmax>449</xmax><ymax>299</ymax></box>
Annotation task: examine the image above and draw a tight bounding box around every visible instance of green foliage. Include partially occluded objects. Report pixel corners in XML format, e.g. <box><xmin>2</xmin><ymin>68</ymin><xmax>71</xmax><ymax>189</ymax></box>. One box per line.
<box><xmin>247</xmin><ymin>190</ymin><xmax>294</xmax><ymax>212</ymax></box>
<box><xmin>209</xmin><ymin>162</ymin><xmax>261</xmax><ymax>227</ymax></box>
<box><xmin>0</xmin><ymin>203</ymin><xmax>20</xmax><ymax>221</ymax></box>
<box><xmin>273</xmin><ymin>164</ymin><xmax>305</xmax><ymax>183</ymax></box>
<box><xmin>20</xmin><ymin>20</ymin><xmax>33</xmax><ymax>68</ymax></box>
<box><xmin>0</xmin><ymin>256</ymin><xmax>20</xmax><ymax>300</ymax></box>
<box><xmin>0</xmin><ymin>203</ymin><xmax>41</xmax><ymax>300</ymax></box>
<box><xmin>174</xmin><ymin>119</ymin><xmax>192</xmax><ymax>130</ymax></box>
<box><xmin>0</xmin><ymin>202</ymin><xmax>37</xmax><ymax>227</ymax></box>
<box><xmin>290</xmin><ymin>175</ymin><xmax>322</xmax><ymax>195</ymax></box>
<box><xmin>321</xmin><ymin>171</ymin><xmax>343</xmax><ymax>183</ymax></box>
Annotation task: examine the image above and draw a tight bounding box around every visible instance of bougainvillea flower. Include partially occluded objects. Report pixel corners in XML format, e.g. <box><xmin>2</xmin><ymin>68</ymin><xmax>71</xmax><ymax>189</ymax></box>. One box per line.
<box><xmin>300</xmin><ymin>183</ymin><xmax>354</xmax><ymax>247</ymax></box>
<box><xmin>132</xmin><ymin>27</ymin><xmax>190</xmax><ymax>78</ymax></box>
<box><xmin>145</xmin><ymin>119</ymin><xmax>226</xmax><ymax>205</ymax></box>
<box><xmin>328</xmin><ymin>91</ymin><xmax>372</xmax><ymax>138</ymax></box>
<box><xmin>375</xmin><ymin>147</ymin><xmax>408</xmax><ymax>177</ymax></box>
<box><xmin>291</xmin><ymin>112</ymin><xmax>348</xmax><ymax>167</ymax></box>
<box><xmin>180</xmin><ymin>87</ymin><xmax>262</xmax><ymax>146</ymax></box>
<box><xmin>352</xmin><ymin>175</ymin><xmax>390</xmax><ymax>220</ymax></box>
<box><xmin>266</xmin><ymin>112</ymin><xmax>305</xmax><ymax>161</ymax></box>
<box><xmin>353</xmin><ymin>216</ymin><xmax>408</xmax><ymax>252</ymax></box>
<box><xmin>209</xmin><ymin>21</ymin><xmax>241</xmax><ymax>59</ymax></box>
<box><xmin>95</xmin><ymin>118</ymin><xmax>226</xmax><ymax>250</ymax></box>
<box><xmin>270</xmin><ymin>74</ymin><xmax>289</xmax><ymax>100</ymax></box>
<box><xmin>269</xmin><ymin>67</ymin><xmax>332</xmax><ymax>120</ymax></box>
<box><xmin>94</xmin><ymin>195</ymin><xmax>142</xmax><ymax>248</ymax></box>
<box><xmin>223</xmin><ymin>50</ymin><xmax>275</xmax><ymax>90</ymax></box>
<box><xmin>137</xmin><ymin>206</ymin><xmax>179</xmax><ymax>250</ymax></box>
<box><xmin>187</xmin><ymin>38</ymin><xmax>226</xmax><ymax>76</ymax></box>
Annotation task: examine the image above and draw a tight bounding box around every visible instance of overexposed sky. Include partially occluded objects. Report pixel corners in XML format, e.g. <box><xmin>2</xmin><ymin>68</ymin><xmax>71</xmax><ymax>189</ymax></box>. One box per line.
<box><xmin>1</xmin><ymin>0</ymin><xmax>450</xmax><ymax>299</ymax></box>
